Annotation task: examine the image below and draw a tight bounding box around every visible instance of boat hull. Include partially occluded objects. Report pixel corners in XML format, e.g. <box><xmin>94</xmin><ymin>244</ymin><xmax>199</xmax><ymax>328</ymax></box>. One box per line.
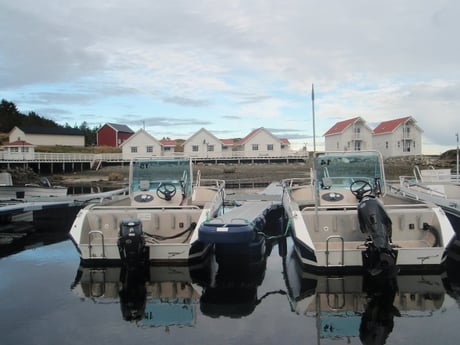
<box><xmin>0</xmin><ymin>186</ymin><xmax>68</xmax><ymax>199</ymax></box>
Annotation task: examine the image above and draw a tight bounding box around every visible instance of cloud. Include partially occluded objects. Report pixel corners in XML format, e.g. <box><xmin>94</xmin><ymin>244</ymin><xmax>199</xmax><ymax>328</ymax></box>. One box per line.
<box><xmin>1</xmin><ymin>1</ymin><xmax>459</xmax><ymax>154</ymax></box>
<box><xmin>162</xmin><ymin>96</ymin><xmax>210</xmax><ymax>107</ymax></box>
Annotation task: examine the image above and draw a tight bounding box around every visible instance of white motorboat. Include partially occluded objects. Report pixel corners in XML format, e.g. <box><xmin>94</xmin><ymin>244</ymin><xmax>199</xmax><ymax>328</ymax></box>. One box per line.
<box><xmin>69</xmin><ymin>158</ymin><xmax>225</xmax><ymax>265</ymax></box>
<box><xmin>282</xmin><ymin>151</ymin><xmax>456</xmax><ymax>274</ymax></box>
<box><xmin>389</xmin><ymin>166</ymin><xmax>460</xmax><ymax>230</ymax></box>
<box><xmin>0</xmin><ymin>172</ymin><xmax>67</xmax><ymax>199</ymax></box>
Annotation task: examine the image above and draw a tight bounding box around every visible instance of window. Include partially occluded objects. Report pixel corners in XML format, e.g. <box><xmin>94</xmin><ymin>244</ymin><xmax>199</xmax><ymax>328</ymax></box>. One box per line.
<box><xmin>146</xmin><ymin>146</ymin><xmax>153</xmax><ymax>153</ymax></box>
<box><xmin>397</xmin><ymin>141</ymin><xmax>400</xmax><ymax>148</ymax></box>
<box><xmin>252</xmin><ymin>144</ymin><xmax>259</xmax><ymax>151</ymax></box>
<box><xmin>131</xmin><ymin>146</ymin><xmax>138</xmax><ymax>153</ymax></box>
<box><xmin>385</xmin><ymin>142</ymin><xmax>388</xmax><ymax>149</ymax></box>
<box><xmin>207</xmin><ymin>145</ymin><xmax>214</xmax><ymax>152</ymax></box>
<box><xmin>21</xmin><ymin>147</ymin><xmax>29</xmax><ymax>152</ymax></box>
<box><xmin>267</xmin><ymin>144</ymin><xmax>273</xmax><ymax>151</ymax></box>
<box><xmin>11</xmin><ymin>147</ymin><xmax>18</xmax><ymax>152</ymax></box>
<box><xmin>192</xmin><ymin>145</ymin><xmax>199</xmax><ymax>152</ymax></box>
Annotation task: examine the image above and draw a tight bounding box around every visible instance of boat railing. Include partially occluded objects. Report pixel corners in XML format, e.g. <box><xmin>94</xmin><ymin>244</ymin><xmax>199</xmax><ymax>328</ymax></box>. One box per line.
<box><xmin>88</xmin><ymin>204</ymin><xmax>201</xmax><ymax>211</ymax></box>
<box><xmin>281</xmin><ymin>177</ymin><xmax>313</xmax><ymax>189</ymax></box>
<box><xmin>396</xmin><ymin>176</ymin><xmax>448</xmax><ymax>199</ymax></box>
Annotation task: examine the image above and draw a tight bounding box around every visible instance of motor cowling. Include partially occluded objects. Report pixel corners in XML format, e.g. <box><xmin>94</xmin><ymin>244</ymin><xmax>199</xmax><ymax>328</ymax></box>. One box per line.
<box><xmin>357</xmin><ymin>196</ymin><xmax>397</xmax><ymax>276</ymax></box>
<box><xmin>117</xmin><ymin>218</ymin><xmax>146</xmax><ymax>264</ymax></box>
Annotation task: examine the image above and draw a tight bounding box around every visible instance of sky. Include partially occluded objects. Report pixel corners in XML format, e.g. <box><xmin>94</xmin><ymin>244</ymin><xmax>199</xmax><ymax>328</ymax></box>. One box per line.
<box><xmin>1</xmin><ymin>0</ymin><xmax>459</xmax><ymax>154</ymax></box>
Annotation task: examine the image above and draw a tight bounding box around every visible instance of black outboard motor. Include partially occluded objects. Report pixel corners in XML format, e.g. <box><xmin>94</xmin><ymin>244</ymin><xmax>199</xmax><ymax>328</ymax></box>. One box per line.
<box><xmin>117</xmin><ymin>218</ymin><xmax>146</xmax><ymax>265</ymax></box>
<box><xmin>351</xmin><ymin>180</ymin><xmax>397</xmax><ymax>277</ymax></box>
<box><xmin>119</xmin><ymin>264</ymin><xmax>147</xmax><ymax>322</ymax></box>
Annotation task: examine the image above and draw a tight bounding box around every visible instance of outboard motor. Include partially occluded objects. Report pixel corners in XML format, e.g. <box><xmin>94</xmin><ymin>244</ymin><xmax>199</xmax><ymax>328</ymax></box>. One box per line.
<box><xmin>351</xmin><ymin>180</ymin><xmax>397</xmax><ymax>277</ymax></box>
<box><xmin>117</xmin><ymin>218</ymin><xmax>146</xmax><ymax>265</ymax></box>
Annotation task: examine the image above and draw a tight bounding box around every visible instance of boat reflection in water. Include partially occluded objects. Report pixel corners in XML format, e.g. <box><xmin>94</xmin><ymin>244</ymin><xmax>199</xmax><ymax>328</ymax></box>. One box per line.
<box><xmin>71</xmin><ymin>233</ymin><xmax>288</xmax><ymax>325</ymax></box>
<box><xmin>71</xmin><ymin>263</ymin><xmax>206</xmax><ymax>327</ymax></box>
<box><xmin>284</xmin><ymin>251</ymin><xmax>446</xmax><ymax>345</ymax></box>
<box><xmin>194</xmin><ymin>247</ymin><xmax>286</xmax><ymax>319</ymax></box>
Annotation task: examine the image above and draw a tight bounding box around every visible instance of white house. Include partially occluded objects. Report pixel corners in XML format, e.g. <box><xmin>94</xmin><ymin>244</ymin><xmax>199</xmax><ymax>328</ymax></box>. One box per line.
<box><xmin>1</xmin><ymin>140</ymin><xmax>35</xmax><ymax>160</ymax></box>
<box><xmin>159</xmin><ymin>139</ymin><xmax>177</xmax><ymax>155</ymax></box>
<box><xmin>182</xmin><ymin>128</ymin><xmax>226</xmax><ymax>158</ymax></box>
<box><xmin>324</xmin><ymin>117</ymin><xmax>373</xmax><ymax>152</ymax></box>
<box><xmin>120</xmin><ymin>129</ymin><xmax>163</xmax><ymax>160</ymax></box>
<box><xmin>9</xmin><ymin>126</ymin><xmax>85</xmax><ymax>147</ymax></box>
<box><xmin>373</xmin><ymin>116</ymin><xmax>422</xmax><ymax>158</ymax></box>
<box><xmin>233</xmin><ymin>127</ymin><xmax>290</xmax><ymax>157</ymax></box>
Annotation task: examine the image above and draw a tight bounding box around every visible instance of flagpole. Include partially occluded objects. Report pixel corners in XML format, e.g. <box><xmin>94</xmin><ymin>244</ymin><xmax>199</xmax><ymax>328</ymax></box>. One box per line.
<box><xmin>456</xmin><ymin>132</ymin><xmax>459</xmax><ymax>183</ymax></box>
<box><xmin>311</xmin><ymin>83</ymin><xmax>316</xmax><ymax>153</ymax></box>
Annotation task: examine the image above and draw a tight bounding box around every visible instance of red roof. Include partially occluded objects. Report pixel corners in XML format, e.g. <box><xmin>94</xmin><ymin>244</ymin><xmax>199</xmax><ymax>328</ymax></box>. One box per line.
<box><xmin>280</xmin><ymin>138</ymin><xmax>290</xmax><ymax>144</ymax></box>
<box><xmin>160</xmin><ymin>139</ymin><xmax>176</xmax><ymax>147</ymax></box>
<box><xmin>236</xmin><ymin>128</ymin><xmax>261</xmax><ymax>145</ymax></box>
<box><xmin>220</xmin><ymin>138</ymin><xmax>234</xmax><ymax>145</ymax></box>
<box><xmin>324</xmin><ymin>117</ymin><xmax>360</xmax><ymax>136</ymax></box>
<box><xmin>4</xmin><ymin>140</ymin><xmax>34</xmax><ymax>147</ymax></box>
<box><xmin>373</xmin><ymin>116</ymin><xmax>412</xmax><ymax>134</ymax></box>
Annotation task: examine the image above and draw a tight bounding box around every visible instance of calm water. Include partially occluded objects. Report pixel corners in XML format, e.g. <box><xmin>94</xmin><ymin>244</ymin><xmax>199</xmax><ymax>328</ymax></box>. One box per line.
<box><xmin>1</xmin><ymin>226</ymin><xmax>460</xmax><ymax>345</ymax></box>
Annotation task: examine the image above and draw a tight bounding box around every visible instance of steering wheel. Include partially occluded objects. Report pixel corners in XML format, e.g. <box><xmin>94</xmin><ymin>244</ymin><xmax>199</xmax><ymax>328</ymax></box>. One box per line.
<box><xmin>350</xmin><ymin>180</ymin><xmax>373</xmax><ymax>200</ymax></box>
<box><xmin>156</xmin><ymin>182</ymin><xmax>177</xmax><ymax>201</ymax></box>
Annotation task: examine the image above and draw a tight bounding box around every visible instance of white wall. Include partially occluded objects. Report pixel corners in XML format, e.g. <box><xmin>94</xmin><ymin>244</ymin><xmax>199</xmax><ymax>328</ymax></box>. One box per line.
<box><xmin>121</xmin><ymin>130</ymin><xmax>162</xmax><ymax>160</ymax></box>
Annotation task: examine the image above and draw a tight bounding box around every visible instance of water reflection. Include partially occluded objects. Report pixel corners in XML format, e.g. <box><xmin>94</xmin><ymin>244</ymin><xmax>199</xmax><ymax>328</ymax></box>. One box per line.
<box><xmin>70</xmin><ymin>234</ymin><xmax>287</xmax><ymax>325</ymax></box>
<box><xmin>71</xmin><ymin>263</ymin><xmax>204</xmax><ymax>328</ymax></box>
<box><xmin>0</xmin><ymin>230</ymin><xmax>69</xmax><ymax>259</ymax></box>
<box><xmin>284</xmin><ymin>251</ymin><xmax>447</xmax><ymax>345</ymax></box>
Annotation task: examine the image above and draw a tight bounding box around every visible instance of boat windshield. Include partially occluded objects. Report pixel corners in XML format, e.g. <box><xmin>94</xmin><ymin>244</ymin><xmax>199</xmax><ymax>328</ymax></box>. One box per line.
<box><xmin>130</xmin><ymin>158</ymin><xmax>192</xmax><ymax>195</ymax></box>
<box><xmin>314</xmin><ymin>151</ymin><xmax>384</xmax><ymax>191</ymax></box>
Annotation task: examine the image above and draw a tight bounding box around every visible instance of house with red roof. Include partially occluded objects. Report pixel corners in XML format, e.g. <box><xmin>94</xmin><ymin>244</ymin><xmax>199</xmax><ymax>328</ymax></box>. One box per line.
<box><xmin>1</xmin><ymin>140</ymin><xmax>35</xmax><ymax>160</ymax></box>
<box><xmin>233</xmin><ymin>127</ymin><xmax>290</xmax><ymax>157</ymax></box>
<box><xmin>372</xmin><ymin>116</ymin><xmax>422</xmax><ymax>157</ymax></box>
<box><xmin>324</xmin><ymin>117</ymin><xmax>373</xmax><ymax>152</ymax></box>
<box><xmin>159</xmin><ymin>138</ymin><xmax>177</xmax><ymax>155</ymax></box>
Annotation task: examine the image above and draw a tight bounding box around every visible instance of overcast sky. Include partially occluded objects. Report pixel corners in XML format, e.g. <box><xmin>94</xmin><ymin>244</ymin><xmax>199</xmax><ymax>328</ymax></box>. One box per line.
<box><xmin>1</xmin><ymin>0</ymin><xmax>459</xmax><ymax>154</ymax></box>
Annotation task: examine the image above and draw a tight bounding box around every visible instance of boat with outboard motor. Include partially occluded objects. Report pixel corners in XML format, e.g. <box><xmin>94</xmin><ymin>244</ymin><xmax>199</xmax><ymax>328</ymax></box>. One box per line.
<box><xmin>69</xmin><ymin>157</ymin><xmax>225</xmax><ymax>265</ymax></box>
<box><xmin>282</xmin><ymin>150</ymin><xmax>456</xmax><ymax>275</ymax></box>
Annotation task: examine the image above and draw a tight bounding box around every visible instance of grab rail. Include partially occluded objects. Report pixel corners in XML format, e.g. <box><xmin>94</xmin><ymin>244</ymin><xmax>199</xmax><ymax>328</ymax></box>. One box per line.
<box><xmin>88</xmin><ymin>230</ymin><xmax>105</xmax><ymax>258</ymax></box>
<box><xmin>326</xmin><ymin>235</ymin><xmax>344</xmax><ymax>267</ymax></box>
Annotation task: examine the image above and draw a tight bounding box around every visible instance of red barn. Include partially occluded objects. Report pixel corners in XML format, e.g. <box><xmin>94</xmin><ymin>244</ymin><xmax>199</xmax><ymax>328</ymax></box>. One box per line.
<box><xmin>97</xmin><ymin>123</ymin><xmax>134</xmax><ymax>147</ymax></box>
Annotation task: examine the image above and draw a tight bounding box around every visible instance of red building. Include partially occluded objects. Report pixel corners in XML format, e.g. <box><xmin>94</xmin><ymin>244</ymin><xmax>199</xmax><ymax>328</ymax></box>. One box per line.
<box><xmin>97</xmin><ymin>123</ymin><xmax>134</xmax><ymax>147</ymax></box>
